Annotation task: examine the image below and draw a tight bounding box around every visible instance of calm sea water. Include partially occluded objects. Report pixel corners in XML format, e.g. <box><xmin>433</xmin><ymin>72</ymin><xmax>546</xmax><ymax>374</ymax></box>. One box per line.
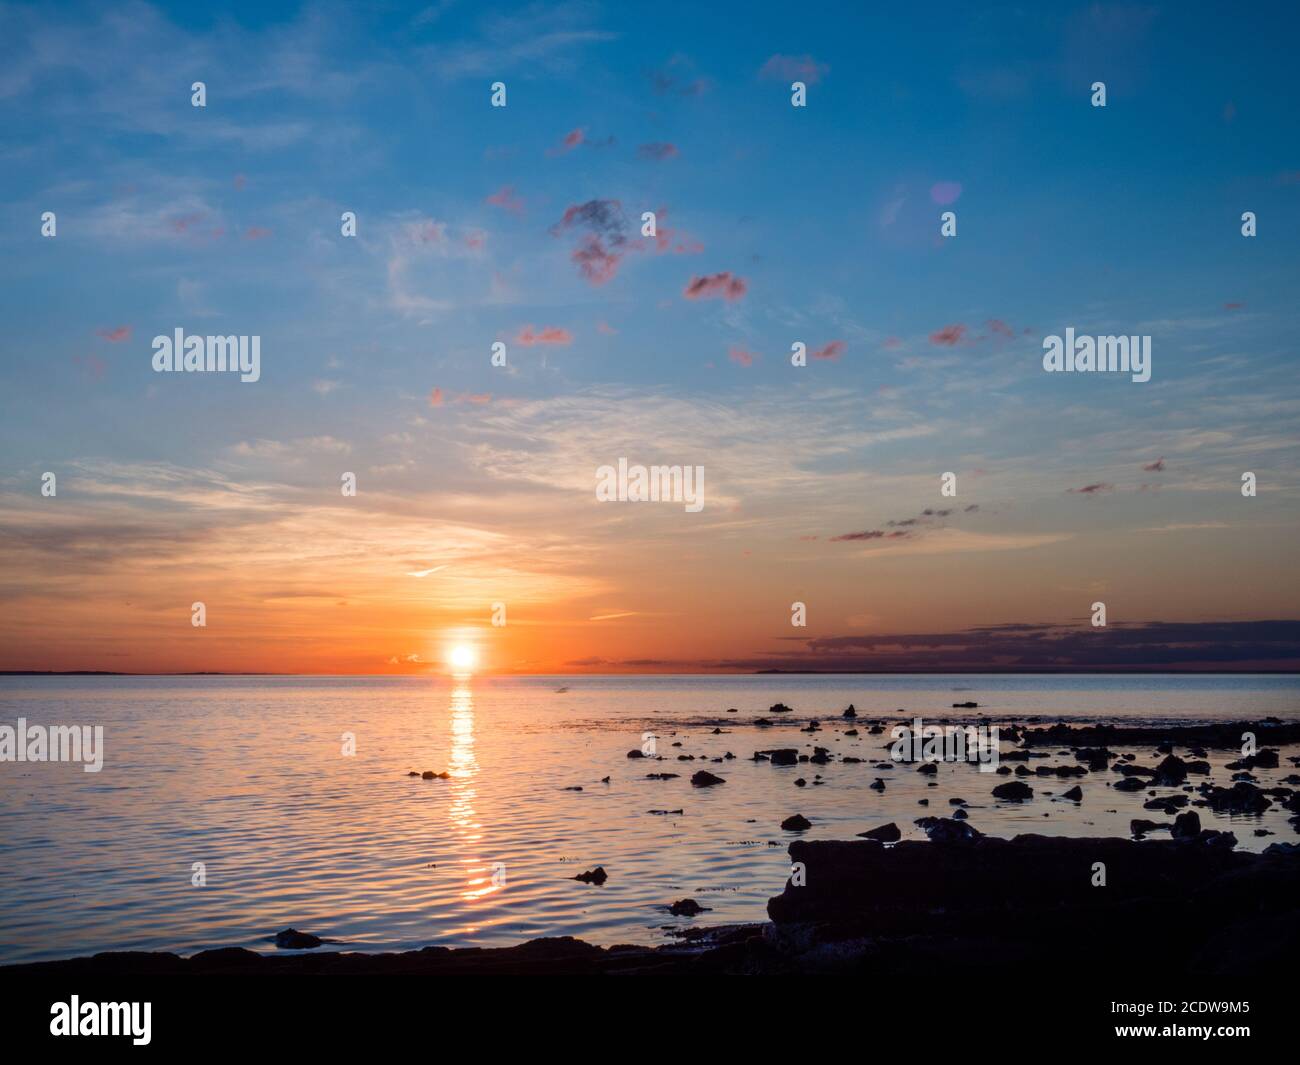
<box><xmin>2</xmin><ymin>673</ymin><xmax>1298</xmax><ymax>965</ymax></box>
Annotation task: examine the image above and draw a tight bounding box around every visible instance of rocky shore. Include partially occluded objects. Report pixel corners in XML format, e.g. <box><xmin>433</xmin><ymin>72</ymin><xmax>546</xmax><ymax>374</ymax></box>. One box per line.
<box><xmin>8</xmin><ymin>831</ymin><xmax>1297</xmax><ymax>977</ymax></box>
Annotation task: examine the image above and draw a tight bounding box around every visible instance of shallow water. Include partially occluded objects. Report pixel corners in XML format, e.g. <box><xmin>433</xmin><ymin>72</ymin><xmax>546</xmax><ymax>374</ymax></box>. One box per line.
<box><xmin>1</xmin><ymin>673</ymin><xmax>1298</xmax><ymax>965</ymax></box>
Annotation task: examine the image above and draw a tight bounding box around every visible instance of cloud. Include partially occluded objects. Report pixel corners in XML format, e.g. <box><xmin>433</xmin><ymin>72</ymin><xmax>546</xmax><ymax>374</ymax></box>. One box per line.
<box><xmin>647</xmin><ymin>56</ymin><xmax>710</xmax><ymax>97</ymax></box>
<box><xmin>829</xmin><ymin>529</ymin><xmax>911</xmax><ymax>542</ymax></box>
<box><xmin>812</xmin><ymin>340</ymin><xmax>845</xmax><ymax>361</ymax></box>
<box><xmin>638</xmin><ymin>142</ymin><xmax>678</xmax><ymax>160</ymax></box>
<box><xmin>244</xmin><ymin>226</ymin><xmax>272</xmax><ymax>240</ymax></box>
<box><xmin>758</xmin><ymin>54</ymin><xmax>829</xmax><ymax>84</ymax></box>
<box><xmin>548</xmin><ymin>127</ymin><xmax>586</xmax><ymax>155</ymax></box>
<box><xmin>485</xmin><ymin>186</ymin><xmax>525</xmax><ymax>214</ymax></box>
<box><xmin>1068</xmin><ymin>482</ymin><xmax>1113</xmax><ymax>494</ymax></box>
<box><xmin>683</xmin><ymin>271</ymin><xmax>747</xmax><ymax>301</ymax></box>
<box><xmin>929</xmin><ymin>323</ymin><xmax>967</xmax><ymax>346</ymax></box>
<box><xmin>728</xmin><ymin>347</ymin><xmax>756</xmax><ymax>367</ymax></box>
<box><xmin>930</xmin><ymin>181</ymin><xmax>962</xmax><ymax>205</ymax></box>
<box><xmin>95</xmin><ymin>326</ymin><xmax>131</xmax><ymax>343</ymax></box>
<box><xmin>428</xmin><ymin>388</ymin><xmax>444</xmax><ymax>407</ymax></box>
<box><xmin>1143</xmin><ymin>457</ymin><xmax>1166</xmax><ymax>471</ymax></box>
<box><xmin>516</xmin><ymin>325</ymin><xmax>573</xmax><ymax>346</ymax></box>
<box><xmin>550</xmin><ymin>200</ymin><xmax>630</xmax><ymax>285</ymax></box>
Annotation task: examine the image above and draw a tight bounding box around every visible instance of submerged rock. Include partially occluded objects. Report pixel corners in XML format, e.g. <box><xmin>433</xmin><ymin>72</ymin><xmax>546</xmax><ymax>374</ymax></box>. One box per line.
<box><xmin>667</xmin><ymin>898</ymin><xmax>710</xmax><ymax>917</ymax></box>
<box><xmin>572</xmin><ymin>866</ymin><xmax>608</xmax><ymax>885</ymax></box>
<box><xmin>914</xmin><ymin>816</ymin><xmax>982</xmax><ymax>843</ymax></box>
<box><xmin>1062</xmin><ymin>785</ymin><xmax>1084</xmax><ymax>801</ymax></box>
<box><xmin>690</xmin><ymin>770</ymin><xmax>725</xmax><ymax>787</ymax></box>
<box><xmin>781</xmin><ymin>814</ymin><xmax>812</xmax><ymax>831</ymax></box>
<box><xmin>274</xmin><ymin>928</ymin><xmax>322</xmax><ymax>950</ymax></box>
<box><xmin>992</xmin><ymin>781</ymin><xmax>1033</xmax><ymax>802</ymax></box>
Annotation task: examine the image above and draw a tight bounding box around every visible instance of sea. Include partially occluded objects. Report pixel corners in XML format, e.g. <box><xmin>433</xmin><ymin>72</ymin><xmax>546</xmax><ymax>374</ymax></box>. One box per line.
<box><xmin>1</xmin><ymin>672</ymin><xmax>1297</xmax><ymax>965</ymax></box>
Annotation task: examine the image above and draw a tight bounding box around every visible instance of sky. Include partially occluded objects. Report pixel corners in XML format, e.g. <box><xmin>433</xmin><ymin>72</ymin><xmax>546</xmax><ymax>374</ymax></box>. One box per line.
<box><xmin>1</xmin><ymin>0</ymin><xmax>1298</xmax><ymax>674</ymax></box>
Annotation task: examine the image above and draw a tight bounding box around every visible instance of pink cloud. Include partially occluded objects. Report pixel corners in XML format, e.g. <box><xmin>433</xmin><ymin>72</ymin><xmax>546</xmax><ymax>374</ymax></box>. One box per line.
<box><xmin>758</xmin><ymin>54</ymin><xmax>829</xmax><ymax>84</ymax></box>
<box><xmin>428</xmin><ymin>388</ymin><xmax>444</xmax><ymax>407</ymax></box>
<box><xmin>458</xmin><ymin>393</ymin><xmax>492</xmax><ymax>405</ymax></box>
<box><xmin>551</xmin><ymin>200</ymin><xmax>629</xmax><ymax>286</ymax></box>
<box><xmin>683</xmin><ymin>271</ymin><xmax>747</xmax><ymax>301</ymax></box>
<box><xmin>987</xmin><ymin>318</ymin><xmax>1013</xmax><ymax>338</ymax></box>
<box><xmin>930</xmin><ymin>181</ymin><xmax>962</xmax><ymax>205</ymax></box>
<box><xmin>486</xmin><ymin>186</ymin><xmax>525</xmax><ymax>214</ymax></box>
<box><xmin>728</xmin><ymin>346</ymin><xmax>757</xmax><ymax>367</ymax></box>
<box><xmin>572</xmin><ymin>235</ymin><xmax>624</xmax><ymax>285</ymax></box>
<box><xmin>96</xmin><ymin>325</ymin><xmax>132</xmax><ymax>343</ymax></box>
<box><xmin>1068</xmin><ymin>482</ymin><xmax>1114</xmax><ymax>495</ymax></box>
<box><xmin>929</xmin><ymin>323</ymin><xmax>967</xmax><ymax>346</ymax></box>
<box><xmin>638</xmin><ymin>142</ymin><xmax>679</xmax><ymax>161</ymax></box>
<box><xmin>548</xmin><ymin>127</ymin><xmax>586</xmax><ymax>156</ymax></box>
<box><xmin>244</xmin><ymin>226</ymin><xmax>272</xmax><ymax>240</ymax></box>
<box><xmin>516</xmin><ymin>325</ymin><xmax>573</xmax><ymax>346</ymax></box>
<box><xmin>812</xmin><ymin>340</ymin><xmax>845</xmax><ymax>361</ymax></box>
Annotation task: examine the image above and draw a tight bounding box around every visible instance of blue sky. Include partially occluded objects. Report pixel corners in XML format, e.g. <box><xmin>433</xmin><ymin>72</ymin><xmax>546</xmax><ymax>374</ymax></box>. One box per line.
<box><xmin>1</xmin><ymin>1</ymin><xmax>1298</xmax><ymax>672</ymax></box>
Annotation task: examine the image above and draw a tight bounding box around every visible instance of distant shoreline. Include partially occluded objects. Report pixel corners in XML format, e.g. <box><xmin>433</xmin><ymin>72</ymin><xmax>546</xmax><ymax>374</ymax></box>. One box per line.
<box><xmin>5</xmin><ymin>669</ymin><xmax>1300</xmax><ymax>677</ymax></box>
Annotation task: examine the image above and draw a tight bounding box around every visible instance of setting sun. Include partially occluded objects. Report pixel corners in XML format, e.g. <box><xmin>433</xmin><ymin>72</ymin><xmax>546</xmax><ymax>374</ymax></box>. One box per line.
<box><xmin>448</xmin><ymin>644</ymin><xmax>476</xmax><ymax>672</ymax></box>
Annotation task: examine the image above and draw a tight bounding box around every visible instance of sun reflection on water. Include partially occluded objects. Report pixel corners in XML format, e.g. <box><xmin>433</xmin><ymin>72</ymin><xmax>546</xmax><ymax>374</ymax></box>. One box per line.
<box><xmin>446</xmin><ymin>677</ymin><xmax>502</xmax><ymax>907</ymax></box>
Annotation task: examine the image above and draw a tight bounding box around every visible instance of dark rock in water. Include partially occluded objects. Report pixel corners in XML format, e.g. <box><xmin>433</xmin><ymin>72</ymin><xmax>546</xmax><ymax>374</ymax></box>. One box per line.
<box><xmin>1114</xmin><ymin>762</ymin><xmax>1157</xmax><ymax>777</ymax></box>
<box><xmin>407</xmin><ymin>771</ymin><xmax>420</xmax><ymax>777</ymax></box>
<box><xmin>992</xmin><ymin>781</ymin><xmax>1033</xmax><ymax>802</ymax></box>
<box><xmin>562</xmin><ymin>786</ymin><xmax>583</xmax><ymax>791</ymax></box>
<box><xmin>1202</xmin><ymin>781</ymin><xmax>1271</xmax><ymax>814</ymax></box>
<box><xmin>1020</xmin><ymin>721</ymin><xmax>1300</xmax><ymax>750</ymax></box>
<box><xmin>711</xmin><ymin>727</ymin><xmax>723</xmax><ymax>734</ymax></box>
<box><xmin>1172</xmin><ymin>811</ymin><xmax>1202</xmax><ymax>839</ymax></box>
<box><xmin>916</xmin><ymin>763</ymin><xmax>938</xmax><ymax>776</ymax></box>
<box><xmin>869</xmin><ymin>778</ymin><xmax>886</xmax><ymax>792</ymax></box>
<box><xmin>917</xmin><ymin>798</ymin><xmax>930</xmax><ymax>805</ymax></box>
<box><xmin>764</xmin><ymin>748</ymin><xmax>799</xmax><ymax>766</ymax></box>
<box><xmin>1074</xmin><ymin>747</ymin><xmax>1114</xmax><ymax>769</ymax></box>
<box><xmin>420</xmin><ymin>770</ymin><xmax>449</xmax><ymax>780</ymax></box>
<box><xmin>1185</xmin><ymin>760</ymin><xmax>1211</xmax><ymax>774</ymax></box>
<box><xmin>667</xmin><ymin>898</ymin><xmax>710</xmax><ymax>917</ymax></box>
<box><xmin>914</xmin><ymin>817</ymin><xmax>982</xmax><ymax>843</ymax></box>
<box><xmin>626</xmin><ymin>749</ymin><xmax>646</xmax><ymax>759</ymax></box>
<box><xmin>1035</xmin><ymin>763</ymin><xmax>1087</xmax><ymax>778</ymax></box>
<box><xmin>726</xmin><ymin>707</ymin><xmax>738</xmax><ymax>713</ymax></box>
<box><xmin>274</xmin><ymin>928</ymin><xmax>322</xmax><ymax>950</ymax></box>
<box><xmin>857</xmin><ymin>822</ymin><xmax>901</xmax><ymax>842</ymax></box>
<box><xmin>844</xmin><ymin>728</ymin><xmax>859</xmax><ymax>736</ymax></box>
<box><xmin>1062</xmin><ymin>785</ymin><xmax>1083</xmax><ymax>801</ymax></box>
<box><xmin>1152</xmin><ymin>755</ymin><xmax>1189</xmax><ymax>786</ymax></box>
<box><xmin>1144</xmin><ymin>794</ymin><xmax>1189</xmax><ymax>813</ymax></box>
<box><xmin>781</xmin><ymin>814</ymin><xmax>812</xmax><ymax>831</ymax></box>
<box><xmin>800</xmin><ymin>722</ymin><xmax>820</xmax><ymax>733</ymax></box>
<box><xmin>601</xmin><ymin>776</ymin><xmax>610</xmax><ymax>783</ymax></box>
<box><xmin>1131</xmin><ymin>818</ymin><xmax>1171</xmax><ymax>836</ymax></box>
<box><xmin>952</xmin><ymin>807</ymin><xmax>969</xmax><ymax>820</ymax></box>
<box><xmin>794</xmin><ymin>777</ymin><xmax>807</xmax><ymax>787</ymax></box>
<box><xmin>1113</xmin><ymin>777</ymin><xmax>1148</xmax><ymax>792</ymax></box>
<box><xmin>952</xmin><ymin>701</ymin><xmax>979</xmax><ymax>709</ymax></box>
<box><xmin>842</xmin><ymin>755</ymin><xmax>863</xmax><ymax>764</ymax></box>
<box><xmin>867</xmin><ymin>724</ymin><xmax>884</xmax><ymax>735</ymax></box>
<box><xmin>948</xmin><ymin>797</ymin><xmax>967</xmax><ymax>806</ymax></box>
<box><xmin>647</xmin><ymin>809</ymin><xmax>683</xmax><ymax>815</ymax></box>
<box><xmin>1226</xmin><ymin>749</ymin><xmax>1279</xmax><ymax>770</ymax></box>
<box><xmin>690</xmin><ymin>770</ymin><xmax>725</xmax><ymax>787</ymax></box>
<box><xmin>572</xmin><ymin>867</ymin><xmax>608</xmax><ymax>885</ymax></box>
<box><xmin>754</xmin><ymin>718</ymin><xmax>773</xmax><ymax>727</ymax></box>
<box><xmin>769</xmin><ymin>703</ymin><xmax>794</xmax><ymax>713</ymax></box>
<box><xmin>645</xmin><ymin>773</ymin><xmax>679</xmax><ymax>780</ymax></box>
<box><xmin>842</xmin><ymin>704</ymin><xmax>857</xmax><ymax>718</ymax></box>
<box><xmin>1264</xmin><ymin>841</ymin><xmax>1300</xmax><ymax>857</ymax></box>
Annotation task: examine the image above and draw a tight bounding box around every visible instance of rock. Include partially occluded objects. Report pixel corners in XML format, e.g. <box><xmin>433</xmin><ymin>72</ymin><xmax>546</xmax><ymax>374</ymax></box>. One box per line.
<box><xmin>769</xmin><ymin>703</ymin><xmax>794</xmax><ymax>713</ymax></box>
<box><xmin>1144</xmin><ymin>794</ymin><xmax>1189</xmax><ymax>813</ymax></box>
<box><xmin>647</xmin><ymin>809</ymin><xmax>683</xmax><ymax>815</ymax></box>
<box><xmin>407</xmin><ymin>771</ymin><xmax>420</xmax><ymax>777</ymax></box>
<box><xmin>914</xmin><ymin>817</ymin><xmax>982</xmax><ymax>842</ymax></box>
<box><xmin>626</xmin><ymin>749</ymin><xmax>646</xmax><ymax>759</ymax></box>
<box><xmin>1113</xmin><ymin>777</ymin><xmax>1148</xmax><ymax>792</ymax></box>
<box><xmin>781</xmin><ymin>814</ymin><xmax>812</xmax><ymax>831</ymax></box>
<box><xmin>842</xmin><ymin>704</ymin><xmax>857</xmax><ymax>718</ymax></box>
<box><xmin>667</xmin><ymin>898</ymin><xmax>710</xmax><ymax>917</ymax></box>
<box><xmin>1226</xmin><ymin>750</ymin><xmax>1280</xmax><ymax>770</ymax></box>
<box><xmin>992</xmin><ymin>781</ymin><xmax>1033</xmax><ymax>801</ymax></box>
<box><xmin>1152</xmin><ymin>755</ymin><xmax>1189</xmax><ymax>786</ymax></box>
<box><xmin>274</xmin><ymin>928</ymin><xmax>322</xmax><ymax>950</ymax></box>
<box><xmin>1131</xmin><ymin>819</ymin><xmax>1171</xmax><ymax>836</ymax></box>
<box><xmin>952</xmin><ymin>808</ymin><xmax>969</xmax><ymax>820</ymax></box>
<box><xmin>856</xmin><ymin>822</ymin><xmax>901</xmax><ymax>842</ymax></box>
<box><xmin>1062</xmin><ymin>785</ymin><xmax>1083</xmax><ymax>801</ymax></box>
<box><xmin>764</xmin><ymin>748</ymin><xmax>799</xmax><ymax>766</ymax></box>
<box><xmin>754</xmin><ymin>718</ymin><xmax>773</xmax><ymax>727</ymax></box>
<box><xmin>690</xmin><ymin>770</ymin><xmax>725</xmax><ymax>787</ymax></box>
<box><xmin>1172</xmin><ymin>811</ymin><xmax>1201</xmax><ymax>839</ymax></box>
<box><xmin>794</xmin><ymin>777</ymin><xmax>807</xmax><ymax>787</ymax></box>
<box><xmin>645</xmin><ymin>773</ymin><xmax>679</xmax><ymax>780</ymax></box>
<box><xmin>572</xmin><ymin>866</ymin><xmax>608</xmax><ymax>885</ymax></box>
<box><xmin>869</xmin><ymin>778</ymin><xmax>886</xmax><ymax>792</ymax></box>
<box><xmin>952</xmin><ymin>701</ymin><xmax>979</xmax><ymax>709</ymax></box>
<box><xmin>844</xmin><ymin>728</ymin><xmax>859</xmax><ymax>736</ymax></box>
<box><xmin>1202</xmin><ymin>781</ymin><xmax>1272</xmax><ymax>815</ymax></box>
<box><xmin>420</xmin><ymin>770</ymin><xmax>449</xmax><ymax>780</ymax></box>
<box><xmin>916</xmin><ymin>762</ymin><xmax>938</xmax><ymax>776</ymax></box>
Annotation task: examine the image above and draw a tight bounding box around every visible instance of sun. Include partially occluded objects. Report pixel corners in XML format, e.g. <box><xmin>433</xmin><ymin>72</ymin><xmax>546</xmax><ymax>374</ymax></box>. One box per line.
<box><xmin>447</xmin><ymin>644</ymin><xmax>476</xmax><ymax>672</ymax></box>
